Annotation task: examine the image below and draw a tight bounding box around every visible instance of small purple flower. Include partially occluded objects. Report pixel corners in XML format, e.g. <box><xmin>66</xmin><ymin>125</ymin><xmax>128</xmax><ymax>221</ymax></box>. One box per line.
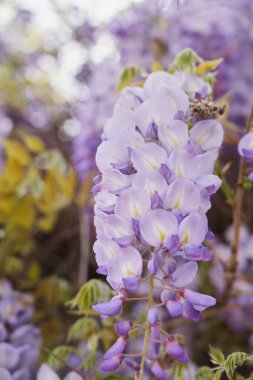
<box><xmin>100</xmin><ymin>356</ymin><xmax>122</xmax><ymax>373</ymax></box>
<box><xmin>93</xmin><ymin>296</ymin><xmax>125</xmax><ymax>317</ymax></box>
<box><xmin>164</xmin><ymin>337</ymin><xmax>189</xmax><ymax>364</ymax></box>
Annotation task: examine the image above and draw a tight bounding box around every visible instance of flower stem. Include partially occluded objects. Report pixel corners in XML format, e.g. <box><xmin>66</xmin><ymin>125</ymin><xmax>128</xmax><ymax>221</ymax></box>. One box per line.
<box><xmin>224</xmin><ymin>106</ymin><xmax>253</xmax><ymax>297</ymax></box>
<box><xmin>138</xmin><ymin>275</ymin><xmax>154</xmax><ymax>380</ymax></box>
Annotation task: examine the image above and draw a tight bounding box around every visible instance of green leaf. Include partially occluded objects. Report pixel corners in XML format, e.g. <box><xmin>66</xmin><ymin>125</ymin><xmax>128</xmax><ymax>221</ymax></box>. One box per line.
<box><xmin>209</xmin><ymin>346</ymin><xmax>225</xmax><ymax>366</ymax></box>
<box><xmin>213</xmin><ymin>370</ymin><xmax>224</xmax><ymax>380</ymax></box>
<box><xmin>47</xmin><ymin>345</ymin><xmax>75</xmax><ymax>369</ymax></box>
<box><xmin>67</xmin><ymin>317</ymin><xmax>98</xmax><ymax>342</ymax></box>
<box><xmin>67</xmin><ymin>279</ymin><xmax>112</xmax><ymax>312</ymax></box>
<box><xmin>117</xmin><ymin>66</ymin><xmax>141</xmax><ymax>91</ymax></box>
<box><xmin>224</xmin><ymin>352</ymin><xmax>251</xmax><ymax>380</ymax></box>
<box><xmin>195</xmin><ymin>366</ymin><xmax>213</xmax><ymax>380</ymax></box>
<box><xmin>170</xmin><ymin>48</ymin><xmax>202</xmax><ymax>72</ymax></box>
<box><xmin>82</xmin><ymin>352</ymin><xmax>96</xmax><ymax>371</ymax></box>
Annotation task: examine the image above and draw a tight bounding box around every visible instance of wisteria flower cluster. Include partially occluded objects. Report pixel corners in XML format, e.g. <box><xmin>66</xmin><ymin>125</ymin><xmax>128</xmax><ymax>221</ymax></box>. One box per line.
<box><xmin>0</xmin><ymin>280</ymin><xmax>41</xmax><ymax>380</ymax></box>
<box><xmin>92</xmin><ymin>69</ymin><xmax>223</xmax><ymax>377</ymax></box>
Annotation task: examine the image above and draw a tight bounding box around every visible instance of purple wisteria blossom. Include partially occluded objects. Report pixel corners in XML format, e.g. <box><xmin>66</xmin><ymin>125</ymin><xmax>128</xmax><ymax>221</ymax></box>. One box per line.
<box><xmin>92</xmin><ymin>68</ymin><xmax>223</xmax><ymax>377</ymax></box>
<box><xmin>0</xmin><ymin>280</ymin><xmax>41</xmax><ymax>380</ymax></box>
<box><xmin>238</xmin><ymin>131</ymin><xmax>253</xmax><ymax>180</ymax></box>
<box><xmin>37</xmin><ymin>364</ymin><xmax>82</xmax><ymax>380</ymax></box>
<box><xmin>72</xmin><ymin>0</ymin><xmax>253</xmax><ymax>184</ymax></box>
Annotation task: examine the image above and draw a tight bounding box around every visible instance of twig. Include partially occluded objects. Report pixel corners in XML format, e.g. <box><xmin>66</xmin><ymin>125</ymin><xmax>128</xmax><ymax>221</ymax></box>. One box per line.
<box><xmin>138</xmin><ymin>276</ymin><xmax>154</xmax><ymax>380</ymax></box>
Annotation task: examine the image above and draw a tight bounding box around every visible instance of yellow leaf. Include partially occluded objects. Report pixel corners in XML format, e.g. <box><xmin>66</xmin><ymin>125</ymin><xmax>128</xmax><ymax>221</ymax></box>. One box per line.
<box><xmin>3</xmin><ymin>139</ymin><xmax>31</xmax><ymax>165</ymax></box>
<box><xmin>38</xmin><ymin>214</ymin><xmax>57</xmax><ymax>232</ymax></box>
<box><xmin>8</xmin><ymin>200</ymin><xmax>35</xmax><ymax>229</ymax></box>
<box><xmin>19</xmin><ymin>132</ymin><xmax>45</xmax><ymax>153</ymax></box>
<box><xmin>194</xmin><ymin>58</ymin><xmax>224</xmax><ymax>75</ymax></box>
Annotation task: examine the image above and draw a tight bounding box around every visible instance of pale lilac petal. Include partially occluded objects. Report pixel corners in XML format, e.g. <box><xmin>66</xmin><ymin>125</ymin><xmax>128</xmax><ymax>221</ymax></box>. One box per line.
<box><xmin>164</xmin><ymin>178</ymin><xmax>200</xmax><ymax>214</ymax></box>
<box><xmin>98</xmin><ymin>170</ymin><xmax>132</xmax><ymax>194</ymax></box>
<box><xmin>37</xmin><ymin>364</ymin><xmax>60</xmax><ymax>380</ymax></box>
<box><xmin>115</xmin><ymin>187</ymin><xmax>151</xmax><ymax>220</ymax></box>
<box><xmin>190</xmin><ymin>120</ymin><xmax>224</xmax><ymax>151</ymax></box>
<box><xmin>103</xmin><ymin>113</ymin><xmax>135</xmax><ymax>139</ymax></box>
<box><xmin>0</xmin><ymin>367</ymin><xmax>12</xmax><ymax>380</ymax></box>
<box><xmin>238</xmin><ymin>132</ymin><xmax>253</xmax><ymax>158</ymax></box>
<box><xmin>103</xmin><ymin>215</ymin><xmax>133</xmax><ymax>240</ymax></box>
<box><xmin>179</xmin><ymin>212</ymin><xmax>208</xmax><ymax>246</ymax></box>
<box><xmin>166</xmin><ymin>300</ymin><xmax>183</xmax><ymax>318</ymax></box>
<box><xmin>158</xmin><ymin>120</ymin><xmax>189</xmax><ymax>153</ymax></box>
<box><xmin>151</xmin><ymin>361</ymin><xmax>169</xmax><ymax>380</ymax></box>
<box><xmin>93</xmin><ymin>237</ymin><xmax>120</xmax><ymax>267</ymax></box>
<box><xmin>93</xmin><ymin>297</ymin><xmax>124</xmax><ymax>317</ymax></box>
<box><xmin>156</xmin><ymin>85</ymin><xmax>189</xmax><ymax>113</ymax></box>
<box><xmin>195</xmin><ymin>175</ymin><xmax>222</xmax><ymax>194</ymax></box>
<box><xmin>148</xmin><ymin>308</ymin><xmax>158</xmax><ymax>326</ymax></box>
<box><xmin>167</xmin><ymin>148</ymin><xmax>196</xmax><ymax>179</ymax></box>
<box><xmin>132</xmin><ymin>169</ymin><xmax>168</xmax><ymax>199</ymax></box>
<box><xmin>131</xmin><ymin>143</ymin><xmax>167</xmax><ymax>171</ymax></box>
<box><xmin>96</xmin><ymin>139</ymin><xmax>129</xmax><ymax>172</ymax></box>
<box><xmin>140</xmin><ymin>209</ymin><xmax>178</xmax><ymax>247</ymax></box>
<box><xmin>64</xmin><ymin>372</ymin><xmax>83</xmax><ymax>380</ymax></box>
<box><xmin>0</xmin><ymin>343</ymin><xmax>20</xmax><ymax>369</ymax></box>
<box><xmin>107</xmin><ymin>247</ymin><xmax>142</xmax><ymax>291</ymax></box>
<box><xmin>134</xmin><ymin>99</ymin><xmax>174</xmax><ymax>136</ymax></box>
<box><xmin>143</xmin><ymin>71</ymin><xmax>180</xmax><ymax>98</ymax></box>
<box><xmin>172</xmin><ymin>261</ymin><xmax>198</xmax><ymax>287</ymax></box>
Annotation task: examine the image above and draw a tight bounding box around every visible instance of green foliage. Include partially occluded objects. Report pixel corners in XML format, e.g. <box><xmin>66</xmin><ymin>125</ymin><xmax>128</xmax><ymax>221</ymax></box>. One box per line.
<box><xmin>67</xmin><ymin>317</ymin><xmax>98</xmax><ymax>342</ymax></box>
<box><xmin>210</xmin><ymin>346</ymin><xmax>225</xmax><ymax>366</ymax></box>
<box><xmin>214</xmin><ymin>161</ymin><xmax>235</xmax><ymax>202</ymax></box>
<box><xmin>195</xmin><ymin>366</ymin><xmax>213</xmax><ymax>380</ymax></box>
<box><xmin>196</xmin><ymin>347</ymin><xmax>253</xmax><ymax>380</ymax></box>
<box><xmin>67</xmin><ymin>279</ymin><xmax>112</xmax><ymax>313</ymax></box>
<box><xmin>0</xmin><ymin>132</ymin><xmax>76</xmax><ymax>279</ymax></box>
<box><xmin>224</xmin><ymin>352</ymin><xmax>251</xmax><ymax>379</ymax></box>
<box><xmin>47</xmin><ymin>345</ymin><xmax>76</xmax><ymax>369</ymax></box>
<box><xmin>117</xmin><ymin>66</ymin><xmax>142</xmax><ymax>91</ymax></box>
<box><xmin>170</xmin><ymin>48</ymin><xmax>202</xmax><ymax>72</ymax></box>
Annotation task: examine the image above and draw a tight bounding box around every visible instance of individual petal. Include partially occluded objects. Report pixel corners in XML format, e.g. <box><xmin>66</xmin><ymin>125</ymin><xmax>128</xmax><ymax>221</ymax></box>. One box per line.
<box><xmin>183</xmin><ymin>289</ymin><xmax>216</xmax><ymax>310</ymax></box>
<box><xmin>143</xmin><ymin>71</ymin><xmax>180</xmax><ymax>98</ymax></box>
<box><xmin>179</xmin><ymin>212</ymin><xmax>208</xmax><ymax>246</ymax></box>
<box><xmin>166</xmin><ymin>300</ymin><xmax>183</xmax><ymax>318</ymax></box>
<box><xmin>195</xmin><ymin>174</ymin><xmax>222</xmax><ymax>195</ymax></box>
<box><xmin>172</xmin><ymin>261</ymin><xmax>198</xmax><ymax>288</ymax></box>
<box><xmin>0</xmin><ymin>343</ymin><xmax>20</xmax><ymax>369</ymax></box>
<box><xmin>96</xmin><ymin>131</ymin><xmax>144</xmax><ymax>172</ymax></box>
<box><xmin>132</xmin><ymin>169</ymin><xmax>168</xmax><ymax>199</ymax></box>
<box><xmin>12</xmin><ymin>368</ymin><xmax>30</xmax><ymax>380</ymax></box>
<box><xmin>134</xmin><ymin>99</ymin><xmax>174</xmax><ymax>136</ymax></box>
<box><xmin>64</xmin><ymin>372</ymin><xmax>83</xmax><ymax>380</ymax></box>
<box><xmin>131</xmin><ymin>143</ymin><xmax>167</xmax><ymax>171</ymax></box>
<box><xmin>238</xmin><ymin>131</ymin><xmax>253</xmax><ymax>160</ymax></box>
<box><xmin>158</xmin><ymin>120</ymin><xmax>189</xmax><ymax>153</ymax></box>
<box><xmin>151</xmin><ymin>326</ymin><xmax>160</xmax><ymax>355</ymax></box>
<box><xmin>107</xmin><ymin>247</ymin><xmax>142</xmax><ymax>291</ymax></box>
<box><xmin>103</xmin><ymin>113</ymin><xmax>135</xmax><ymax>140</ymax></box>
<box><xmin>98</xmin><ymin>170</ymin><xmax>132</xmax><ymax>194</ymax></box>
<box><xmin>164</xmin><ymin>338</ymin><xmax>189</xmax><ymax>363</ymax></box>
<box><xmin>115</xmin><ymin>321</ymin><xmax>132</xmax><ymax>336</ymax></box>
<box><xmin>190</xmin><ymin>119</ymin><xmax>224</xmax><ymax>151</ymax></box>
<box><xmin>140</xmin><ymin>209</ymin><xmax>178</xmax><ymax>247</ymax></box>
<box><xmin>94</xmin><ymin>191</ymin><xmax>117</xmax><ymax>214</ymax></box>
<box><xmin>151</xmin><ymin>361</ymin><xmax>169</xmax><ymax>380</ymax></box>
<box><xmin>93</xmin><ymin>237</ymin><xmax>121</xmax><ymax>268</ymax></box>
<box><xmin>164</xmin><ymin>235</ymin><xmax>180</xmax><ymax>253</ymax></box>
<box><xmin>156</xmin><ymin>85</ymin><xmax>189</xmax><ymax>113</ymax></box>
<box><xmin>182</xmin><ymin>301</ymin><xmax>201</xmax><ymax>322</ymax></box>
<box><xmin>100</xmin><ymin>356</ymin><xmax>122</xmax><ymax>373</ymax></box>
<box><xmin>103</xmin><ymin>215</ymin><xmax>133</xmax><ymax>241</ymax></box>
<box><xmin>37</xmin><ymin>364</ymin><xmax>60</xmax><ymax>380</ymax></box>
<box><xmin>104</xmin><ymin>336</ymin><xmax>127</xmax><ymax>359</ymax></box>
<box><xmin>93</xmin><ymin>297</ymin><xmax>124</xmax><ymax>317</ymax></box>
<box><xmin>96</xmin><ymin>138</ymin><xmax>129</xmax><ymax>172</ymax></box>
<box><xmin>148</xmin><ymin>308</ymin><xmax>158</xmax><ymax>326</ymax></box>
<box><xmin>0</xmin><ymin>367</ymin><xmax>12</xmax><ymax>380</ymax></box>
<box><xmin>115</xmin><ymin>187</ymin><xmax>151</xmax><ymax>220</ymax></box>
<box><xmin>183</xmin><ymin>245</ymin><xmax>213</xmax><ymax>262</ymax></box>
<box><xmin>164</xmin><ymin>178</ymin><xmax>201</xmax><ymax>214</ymax></box>
<box><xmin>124</xmin><ymin>358</ymin><xmax>140</xmax><ymax>371</ymax></box>
<box><xmin>167</xmin><ymin>148</ymin><xmax>196</xmax><ymax>178</ymax></box>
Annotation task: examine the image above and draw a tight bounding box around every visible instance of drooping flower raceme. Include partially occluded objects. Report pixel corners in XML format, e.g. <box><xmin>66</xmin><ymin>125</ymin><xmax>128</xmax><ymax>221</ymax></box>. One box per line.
<box><xmin>92</xmin><ymin>69</ymin><xmax>223</xmax><ymax>377</ymax></box>
<box><xmin>0</xmin><ymin>280</ymin><xmax>41</xmax><ymax>380</ymax></box>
